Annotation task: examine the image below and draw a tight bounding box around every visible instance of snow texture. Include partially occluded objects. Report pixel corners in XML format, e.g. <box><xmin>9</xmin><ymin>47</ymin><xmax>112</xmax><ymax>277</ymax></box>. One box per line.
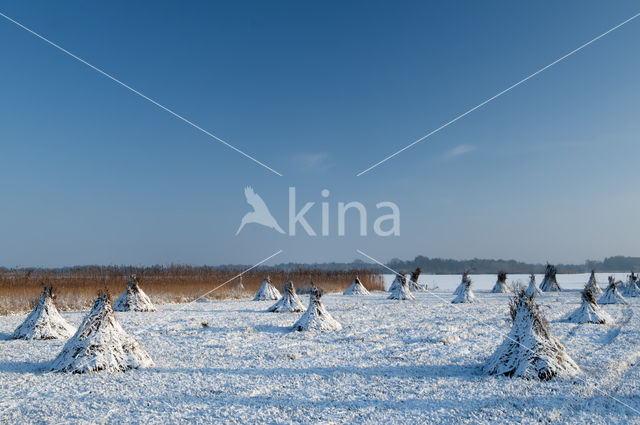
<box><xmin>12</xmin><ymin>286</ymin><xmax>75</xmax><ymax>340</ymax></box>
<box><xmin>50</xmin><ymin>293</ymin><xmax>154</xmax><ymax>373</ymax></box>
<box><xmin>388</xmin><ymin>274</ymin><xmax>415</xmax><ymax>300</ymax></box>
<box><xmin>599</xmin><ymin>277</ymin><xmax>627</xmax><ymax>305</ymax></box>
<box><xmin>2</xmin><ymin>282</ymin><xmax>640</xmax><ymax>424</ymax></box>
<box><xmin>267</xmin><ymin>281</ymin><xmax>305</xmax><ymax>312</ymax></box>
<box><xmin>253</xmin><ymin>276</ymin><xmax>281</xmax><ymax>301</ymax></box>
<box><xmin>343</xmin><ymin>276</ymin><xmax>370</xmax><ymax>296</ymax></box>
<box><xmin>565</xmin><ymin>287</ymin><xmax>614</xmax><ymax>324</ymax></box>
<box><xmin>113</xmin><ymin>275</ymin><xmax>156</xmax><ymax>312</ymax></box>
<box><xmin>293</xmin><ymin>287</ymin><xmax>342</xmax><ymax>332</ymax></box>
<box><xmin>490</xmin><ymin>272</ymin><xmax>511</xmax><ymax>294</ymax></box>
<box><xmin>539</xmin><ymin>264</ymin><xmax>561</xmax><ymax>292</ymax></box>
<box><xmin>484</xmin><ymin>291</ymin><xmax>581</xmax><ymax>380</ymax></box>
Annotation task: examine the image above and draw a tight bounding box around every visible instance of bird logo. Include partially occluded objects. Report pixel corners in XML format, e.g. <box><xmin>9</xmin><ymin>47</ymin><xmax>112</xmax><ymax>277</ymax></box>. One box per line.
<box><xmin>236</xmin><ymin>186</ymin><xmax>285</xmax><ymax>235</ymax></box>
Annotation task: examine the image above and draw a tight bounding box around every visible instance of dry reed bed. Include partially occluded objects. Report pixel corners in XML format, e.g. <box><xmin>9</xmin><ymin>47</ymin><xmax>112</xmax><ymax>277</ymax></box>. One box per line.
<box><xmin>0</xmin><ymin>267</ymin><xmax>384</xmax><ymax>315</ymax></box>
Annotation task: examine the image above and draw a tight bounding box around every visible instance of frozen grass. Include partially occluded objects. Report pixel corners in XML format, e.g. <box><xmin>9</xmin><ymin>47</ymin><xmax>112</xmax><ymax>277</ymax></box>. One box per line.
<box><xmin>0</xmin><ymin>269</ymin><xmax>384</xmax><ymax>315</ymax></box>
<box><xmin>0</xmin><ymin>289</ymin><xmax>638</xmax><ymax>423</ymax></box>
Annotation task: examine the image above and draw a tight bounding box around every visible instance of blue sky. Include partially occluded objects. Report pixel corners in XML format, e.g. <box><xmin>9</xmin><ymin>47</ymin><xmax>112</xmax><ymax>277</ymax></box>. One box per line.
<box><xmin>1</xmin><ymin>1</ymin><xmax>639</xmax><ymax>267</ymax></box>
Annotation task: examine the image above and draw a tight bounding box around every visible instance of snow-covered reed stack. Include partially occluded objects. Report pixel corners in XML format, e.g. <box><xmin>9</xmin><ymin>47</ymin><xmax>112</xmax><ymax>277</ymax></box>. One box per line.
<box><xmin>388</xmin><ymin>273</ymin><xmax>415</xmax><ymax>300</ymax></box>
<box><xmin>621</xmin><ymin>272</ymin><xmax>640</xmax><ymax>297</ymax></box>
<box><xmin>51</xmin><ymin>292</ymin><xmax>154</xmax><ymax>373</ymax></box>
<box><xmin>113</xmin><ymin>275</ymin><xmax>156</xmax><ymax>312</ymax></box>
<box><xmin>293</xmin><ymin>286</ymin><xmax>342</xmax><ymax>332</ymax></box>
<box><xmin>388</xmin><ymin>273</ymin><xmax>404</xmax><ymax>293</ymax></box>
<box><xmin>452</xmin><ymin>278</ymin><xmax>476</xmax><ymax>303</ymax></box>
<box><xmin>491</xmin><ymin>271</ymin><xmax>511</xmax><ymax>294</ymax></box>
<box><xmin>585</xmin><ymin>270</ymin><xmax>603</xmax><ymax>295</ymax></box>
<box><xmin>13</xmin><ymin>285</ymin><xmax>76</xmax><ymax>340</ymax></box>
<box><xmin>619</xmin><ymin>272</ymin><xmax>635</xmax><ymax>293</ymax></box>
<box><xmin>343</xmin><ymin>276</ymin><xmax>370</xmax><ymax>296</ymax></box>
<box><xmin>525</xmin><ymin>273</ymin><xmax>541</xmax><ymax>298</ymax></box>
<box><xmin>565</xmin><ymin>286</ymin><xmax>613</xmax><ymax>324</ymax></box>
<box><xmin>624</xmin><ymin>280</ymin><xmax>640</xmax><ymax>297</ymax></box>
<box><xmin>453</xmin><ymin>271</ymin><xmax>472</xmax><ymax>296</ymax></box>
<box><xmin>408</xmin><ymin>267</ymin><xmax>426</xmax><ymax>292</ymax></box>
<box><xmin>539</xmin><ymin>264</ymin><xmax>561</xmax><ymax>292</ymax></box>
<box><xmin>267</xmin><ymin>281</ymin><xmax>305</xmax><ymax>312</ymax></box>
<box><xmin>253</xmin><ymin>276</ymin><xmax>281</xmax><ymax>301</ymax></box>
<box><xmin>599</xmin><ymin>276</ymin><xmax>627</xmax><ymax>305</ymax></box>
<box><xmin>484</xmin><ymin>290</ymin><xmax>580</xmax><ymax>380</ymax></box>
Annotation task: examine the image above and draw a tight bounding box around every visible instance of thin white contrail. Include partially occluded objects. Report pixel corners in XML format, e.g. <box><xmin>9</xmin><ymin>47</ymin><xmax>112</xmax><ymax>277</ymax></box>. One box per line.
<box><xmin>356</xmin><ymin>248</ymin><xmax>640</xmax><ymax>415</ymax></box>
<box><xmin>357</xmin><ymin>12</ymin><xmax>640</xmax><ymax>176</ymax></box>
<box><xmin>0</xmin><ymin>11</ymin><xmax>283</xmax><ymax>177</ymax></box>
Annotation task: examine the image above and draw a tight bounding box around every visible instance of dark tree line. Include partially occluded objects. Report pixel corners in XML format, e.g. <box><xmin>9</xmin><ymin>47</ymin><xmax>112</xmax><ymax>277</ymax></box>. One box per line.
<box><xmin>3</xmin><ymin>256</ymin><xmax>640</xmax><ymax>275</ymax></box>
<box><xmin>387</xmin><ymin>255</ymin><xmax>640</xmax><ymax>274</ymax></box>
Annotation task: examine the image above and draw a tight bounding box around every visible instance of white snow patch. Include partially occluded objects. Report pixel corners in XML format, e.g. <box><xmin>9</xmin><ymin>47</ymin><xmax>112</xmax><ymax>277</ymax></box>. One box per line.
<box><xmin>1</xmin><ymin>286</ymin><xmax>640</xmax><ymax>423</ymax></box>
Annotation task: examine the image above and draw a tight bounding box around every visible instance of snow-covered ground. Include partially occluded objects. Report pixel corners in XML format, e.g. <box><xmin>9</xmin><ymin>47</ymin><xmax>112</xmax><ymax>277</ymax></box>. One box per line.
<box><xmin>0</xmin><ymin>275</ymin><xmax>639</xmax><ymax>424</ymax></box>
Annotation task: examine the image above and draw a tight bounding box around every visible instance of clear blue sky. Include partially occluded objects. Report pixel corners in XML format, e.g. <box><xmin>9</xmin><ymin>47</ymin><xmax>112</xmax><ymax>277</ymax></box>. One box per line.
<box><xmin>1</xmin><ymin>1</ymin><xmax>639</xmax><ymax>267</ymax></box>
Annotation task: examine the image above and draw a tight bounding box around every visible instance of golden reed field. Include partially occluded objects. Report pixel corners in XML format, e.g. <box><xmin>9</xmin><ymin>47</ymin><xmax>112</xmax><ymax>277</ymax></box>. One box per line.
<box><xmin>0</xmin><ymin>266</ymin><xmax>384</xmax><ymax>315</ymax></box>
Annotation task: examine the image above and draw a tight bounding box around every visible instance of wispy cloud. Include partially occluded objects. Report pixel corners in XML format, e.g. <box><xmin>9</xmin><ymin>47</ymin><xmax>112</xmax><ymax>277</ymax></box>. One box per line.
<box><xmin>293</xmin><ymin>152</ymin><xmax>333</xmax><ymax>173</ymax></box>
<box><xmin>444</xmin><ymin>144</ymin><xmax>475</xmax><ymax>158</ymax></box>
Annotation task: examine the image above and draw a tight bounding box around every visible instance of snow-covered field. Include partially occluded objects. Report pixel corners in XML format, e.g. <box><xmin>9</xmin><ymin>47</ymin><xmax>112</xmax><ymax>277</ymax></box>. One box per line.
<box><xmin>1</xmin><ymin>274</ymin><xmax>639</xmax><ymax>424</ymax></box>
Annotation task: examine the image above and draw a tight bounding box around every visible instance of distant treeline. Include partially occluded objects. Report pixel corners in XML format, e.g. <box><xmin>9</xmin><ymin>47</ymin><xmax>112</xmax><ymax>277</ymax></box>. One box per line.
<box><xmin>273</xmin><ymin>255</ymin><xmax>640</xmax><ymax>274</ymax></box>
<box><xmin>0</xmin><ymin>261</ymin><xmax>382</xmax><ymax>276</ymax></box>
<box><xmin>1</xmin><ymin>255</ymin><xmax>640</xmax><ymax>275</ymax></box>
<box><xmin>387</xmin><ymin>255</ymin><xmax>640</xmax><ymax>274</ymax></box>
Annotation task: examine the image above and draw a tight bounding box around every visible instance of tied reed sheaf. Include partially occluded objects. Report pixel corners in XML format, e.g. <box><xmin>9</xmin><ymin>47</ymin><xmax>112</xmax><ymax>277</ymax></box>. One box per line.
<box><xmin>0</xmin><ymin>267</ymin><xmax>384</xmax><ymax>315</ymax></box>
